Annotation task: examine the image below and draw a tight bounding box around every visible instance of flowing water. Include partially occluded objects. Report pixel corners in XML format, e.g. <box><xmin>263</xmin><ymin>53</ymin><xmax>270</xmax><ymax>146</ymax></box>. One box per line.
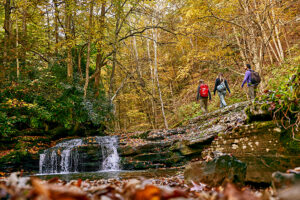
<box><xmin>97</xmin><ymin>136</ymin><xmax>120</xmax><ymax>171</ymax></box>
<box><xmin>39</xmin><ymin>136</ymin><xmax>119</xmax><ymax>174</ymax></box>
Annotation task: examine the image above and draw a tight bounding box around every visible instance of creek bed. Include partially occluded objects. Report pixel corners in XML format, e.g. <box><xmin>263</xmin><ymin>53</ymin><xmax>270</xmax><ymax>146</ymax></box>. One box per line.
<box><xmin>34</xmin><ymin>168</ymin><xmax>181</xmax><ymax>181</ymax></box>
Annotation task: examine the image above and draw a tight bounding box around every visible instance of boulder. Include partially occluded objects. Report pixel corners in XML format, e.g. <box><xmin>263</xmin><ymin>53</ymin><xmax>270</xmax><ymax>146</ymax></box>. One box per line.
<box><xmin>184</xmin><ymin>153</ymin><xmax>247</xmax><ymax>187</ymax></box>
<box><xmin>202</xmin><ymin>121</ymin><xmax>300</xmax><ymax>183</ymax></box>
<box><xmin>245</xmin><ymin>103</ymin><xmax>273</xmax><ymax>122</ymax></box>
<box><xmin>272</xmin><ymin>170</ymin><xmax>300</xmax><ymax>190</ymax></box>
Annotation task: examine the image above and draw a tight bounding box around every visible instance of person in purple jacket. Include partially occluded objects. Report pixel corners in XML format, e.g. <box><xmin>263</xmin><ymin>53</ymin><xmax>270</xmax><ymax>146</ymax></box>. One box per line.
<box><xmin>241</xmin><ymin>64</ymin><xmax>257</xmax><ymax>100</ymax></box>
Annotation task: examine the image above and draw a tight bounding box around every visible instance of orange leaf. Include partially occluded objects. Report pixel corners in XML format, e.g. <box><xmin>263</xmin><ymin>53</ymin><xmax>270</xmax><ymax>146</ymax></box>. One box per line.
<box><xmin>134</xmin><ymin>185</ymin><xmax>161</xmax><ymax>200</ymax></box>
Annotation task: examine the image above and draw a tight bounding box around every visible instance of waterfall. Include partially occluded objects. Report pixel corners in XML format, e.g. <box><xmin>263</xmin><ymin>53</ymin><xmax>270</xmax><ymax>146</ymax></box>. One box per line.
<box><xmin>39</xmin><ymin>139</ymin><xmax>82</xmax><ymax>174</ymax></box>
<box><xmin>39</xmin><ymin>154</ymin><xmax>45</xmax><ymax>174</ymax></box>
<box><xmin>97</xmin><ymin>136</ymin><xmax>120</xmax><ymax>171</ymax></box>
<box><xmin>39</xmin><ymin>136</ymin><xmax>119</xmax><ymax>174</ymax></box>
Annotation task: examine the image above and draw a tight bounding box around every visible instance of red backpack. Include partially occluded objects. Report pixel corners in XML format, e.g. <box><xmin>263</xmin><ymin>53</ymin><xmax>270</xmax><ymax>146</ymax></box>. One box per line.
<box><xmin>200</xmin><ymin>84</ymin><xmax>209</xmax><ymax>97</ymax></box>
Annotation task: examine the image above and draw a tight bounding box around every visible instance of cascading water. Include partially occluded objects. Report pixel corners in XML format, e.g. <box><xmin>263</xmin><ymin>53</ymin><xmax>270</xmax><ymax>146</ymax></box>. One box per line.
<box><xmin>97</xmin><ymin>136</ymin><xmax>120</xmax><ymax>171</ymax></box>
<box><xmin>39</xmin><ymin>136</ymin><xmax>120</xmax><ymax>174</ymax></box>
<box><xmin>39</xmin><ymin>139</ymin><xmax>82</xmax><ymax>174</ymax></box>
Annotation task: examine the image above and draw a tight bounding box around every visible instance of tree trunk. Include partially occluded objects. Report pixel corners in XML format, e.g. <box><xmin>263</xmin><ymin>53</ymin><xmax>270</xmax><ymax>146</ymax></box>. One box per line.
<box><xmin>233</xmin><ymin>26</ymin><xmax>246</xmax><ymax>66</ymax></box>
<box><xmin>83</xmin><ymin>0</ymin><xmax>94</xmax><ymax>98</ymax></box>
<box><xmin>152</xmin><ymin>21</ymin><xmax>168</xmax><ymax>129</ymax></box>
<box><xmin>16</xmin><ymin>15</ymin><xmax>20</xmax><ymax>80</ymax></box>
<box><xmin>94</xmin><ymin>2</ymin><xmax>106</xmax><ymax>97</ymax></box>
<box><xmin>78</xmin><ymin>47</ymin><xmax>83</xmax><ymax>81</ymax></box>
<box><xmin>21</xmin><ymin>0</ymin><xmax>27</xmax><ymax>67</ymax></box>
<box><xmin>270</xmin><ymin>0</ymin><xmax>284</xmax><ymax>60</ymax></box>
<box><xmin>3</xmin><ymin>0</ymin><xmax>11</xmax><ymax>74</ymax></box>
<box><xmin>147</xmin><ymin>37</ymin><xmax>156</xmax><ymax>129</ymax></box>
<box><xmin>54</xmin><ymin>0</ymin><xmax>59</xmax><ymax>55</ymax></box>
<box><xmin>65</xmin><ymin>0</ymin><xmax>73</xmax><ymax>82</ymax></box>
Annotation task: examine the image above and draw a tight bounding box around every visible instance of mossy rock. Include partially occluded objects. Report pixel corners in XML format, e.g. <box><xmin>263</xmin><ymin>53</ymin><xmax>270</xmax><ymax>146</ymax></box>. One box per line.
<box><xmin>245</xmin><ymin>104</ymin><xmax>273</xmax><ymax>123</ymax></box>
<box><xmin>0</xmin><ymin>150</ymin><xmax>39</xmax><ymax>172</ymax></box>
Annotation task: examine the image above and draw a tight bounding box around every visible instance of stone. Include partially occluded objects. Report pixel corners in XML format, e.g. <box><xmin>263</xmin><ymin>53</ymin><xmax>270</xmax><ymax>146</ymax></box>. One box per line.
<box><xmin>184</xmin><ymin>154</ymin><xmax>247</xmax><ymax>187</ymax></box>
<box><xmin>202</xmin><ymin>120</ymin><xmax>300</xmax><ymax>183</ymax></box>
<box><xmin>245</xmin><ymin>103</ymin><xmax>273</xmax><ymax>122</ymax></box>
<box><xmin>272</xmin><ymin>171</ymin><xmax>300</xmax><ymax>190</ymax></box>
<box><xmin>277</xmin><ymin>184</ymin><xmax>300</xmax><ymax>200</ymax></box>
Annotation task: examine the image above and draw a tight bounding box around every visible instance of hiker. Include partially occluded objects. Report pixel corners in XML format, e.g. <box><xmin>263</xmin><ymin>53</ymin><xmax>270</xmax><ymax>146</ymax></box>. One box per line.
<box><xmin>197</xmin><ymin>79</ymin><xmax>212</xmax><ymax>113</ymax></box>
<box><xmin>213</xmin><ymin>73</ymin><xmax>231</xmax><ymax>108</ymax></box>
<box><xmin>241</xmin><ymin>64</ymin><xmax>261</xmax><ymax>100</ymax></box>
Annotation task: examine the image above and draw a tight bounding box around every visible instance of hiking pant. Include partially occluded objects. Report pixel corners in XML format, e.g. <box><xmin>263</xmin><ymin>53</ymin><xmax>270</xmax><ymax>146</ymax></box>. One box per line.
<box><xmin>248</xmin><ymin>85</ymin><xmax>257</xmax><ymax>100</ymax></box>
<box><xmin>199</xmin><ymin>97</ymin><xmax>208</xmax><ymax>113</ymax></box>
<box><xmin>217</xmin><ymin>90</ymin><xmax>227</xmax><ymax>108</ymax></box>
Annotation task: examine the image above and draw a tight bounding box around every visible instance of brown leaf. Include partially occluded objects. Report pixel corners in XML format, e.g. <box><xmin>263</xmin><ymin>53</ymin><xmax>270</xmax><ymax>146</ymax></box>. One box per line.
<box><xmin>30</xmin><ymin>177</ymin><xmax>90</xmax><ymax>200</ymax></box>
<box><xmin>161</xmin><ymin>188</ymin><xmax>187</xmax><ymax>199</ymax></box>
<box><xmin>224</xmin><ymin>183</ymin><xmax>259</xmax><ymax>200</ymax></box>
<box><xmin>48</xmin><ymin>177</ymin><xmax>60</xmax><ymax>184</ymax></box>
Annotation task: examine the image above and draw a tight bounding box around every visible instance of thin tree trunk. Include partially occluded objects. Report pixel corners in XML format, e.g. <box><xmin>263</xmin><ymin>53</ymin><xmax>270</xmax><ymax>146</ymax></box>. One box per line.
<box><xmin>83</xmin><ymin>0</ymin><xmax>94</xmax><ymax>98</ymax></box>
<box><xmin>94</xmin><ymin>2</ymin><xmax>106</xmax><ymax>97</ymax></box>
<box><xmin>78</xmin><ymin>48</ymin><xmax>83</xmax><ymax>81</ymax></box>
<box><xmin>22</xmin><ymin>0</ymin><xmax>27</xmax><ymax>67</ymax></box>
<box><xmin>54</xmin><ymin>0</ymin><xmax>59</xmax><ymax>55</ymax></box>
<box><xmin>270</xmin><ymin>0</ymin><xmax>284</xmax><ymax>60</ymax></box>
<box><xmin>152</xmin><ymin>22</ymin><xmax>168</xmax><ymax>129</ymax></box>
<box><xmin>65</xmin><ymin>0</ymin><xmax>73</xmax><ymax>82</ymax></box>
<box><xmin>266</xmin><ymin>17</ymin><xmax>282</xmax><ymax>62</ymax></box>
<box><xmin>147</xmin><ymin>37</ymin><xmax>156</xmax><ymax>129</ymax></box>
<box><xmin>46</xmin><ymin>7</ymin><xmax>51</xmax><ymax>58</ymax></box>
<box><xmin>233</xmin><ymin>26</ymin><xmax>246</xmax><ymax>66</ymax></box>
<box><xmin>16</xmin><ymin>15</ymin><xmax>20</xmax><ymax>80</ymax></box>
<box><xmin>3</xmin><ymin>0</ymin><xmax>11</xmax><ymax>71</ymax></box>
<box><xmin>131</xmin><ymin>19</ymin><xmax>144</xmax><ymax>87</ymax></box>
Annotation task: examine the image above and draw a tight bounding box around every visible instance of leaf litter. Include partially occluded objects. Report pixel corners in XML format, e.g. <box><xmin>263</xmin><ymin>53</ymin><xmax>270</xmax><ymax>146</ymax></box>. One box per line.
<box><xmin>0</xmin><ymin>172</ymin><xmax>285</xmax><ymax>200</ymax></box>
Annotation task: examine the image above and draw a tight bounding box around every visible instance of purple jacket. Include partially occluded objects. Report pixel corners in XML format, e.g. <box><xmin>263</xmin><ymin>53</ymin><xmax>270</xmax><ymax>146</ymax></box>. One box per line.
<box><xmin>241</xmin><ymin>70</ymin><xmax>252</xmax><ymax>88</ymax></box>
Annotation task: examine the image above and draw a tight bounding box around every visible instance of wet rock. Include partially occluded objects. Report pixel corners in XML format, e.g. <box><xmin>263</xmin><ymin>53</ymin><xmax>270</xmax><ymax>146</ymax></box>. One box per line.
<box><xmin>245</xmin><ymin>103</ymin><xmax>273</xmax><ymax>122</ymax></box>
<box><xmin>187</xmin><ymin>133</ymin><xmax>217</xmax><ymax>147</ymax></box>
<box><xmin>278</xmin><ymin>184</ymin><xmax>300</xmax><ymax>200</ymax></box>
<box><xmin>202</xmin><ymin>121</ymin><xmax>300</xmax><ymax>183</ymax></box>
<box><xmin>272</xmin><ymin>171</ymin><xmax>300</xmax><ymax>190</ymax></box>
<box><xmin>189</xmin><ymin>101</ymin><xmax>250</xmax><ymax>125</ymax></box>
<box><xmin>184</xmin><ymin>154</ymin><xmax>247</xmax><ymax>187</ymax></box>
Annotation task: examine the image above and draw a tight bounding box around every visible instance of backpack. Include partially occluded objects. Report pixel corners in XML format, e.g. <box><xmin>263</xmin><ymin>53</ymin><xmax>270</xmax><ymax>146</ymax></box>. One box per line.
<box><xmin>250</xmin><ymin>70</ymin><xmax>261</xmax><ymax>85</ymax></box>
<box><xmin>217</xmin><ymin>81</ymin><xmax>226</xmax><ymax>92</ymax></box>
<box><xmin>199</xmin><ymin>84</ymin><xmax>209</xmax><ymax>97</ymax></box>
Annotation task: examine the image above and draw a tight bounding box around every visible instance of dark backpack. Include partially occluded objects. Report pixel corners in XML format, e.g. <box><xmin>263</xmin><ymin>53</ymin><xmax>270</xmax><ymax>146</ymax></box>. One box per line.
<box><xmin>250</xmin><ymin>70</ymin><xmax>261</xmax><ymax>85</ymax></box>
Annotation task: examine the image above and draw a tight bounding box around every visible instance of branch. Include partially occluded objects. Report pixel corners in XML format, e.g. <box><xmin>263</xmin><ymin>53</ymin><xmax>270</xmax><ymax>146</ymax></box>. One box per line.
<box><xmin>111</xmin><ymin>73</ymin><xmax>131</xmax><ymax>102</ymax></box>
<box><xmin>198</xmin><ymin>9</ymin><xmax>250</xmax><ymax>34</ymax></box>
<box><xmin>30</xmin><ymin>50</ymin><xmax>49</xmax><ymax>63</ymax></box>
<box><xmin>119</xmin><ymin>25</ymin><xmax>175</xmax><ymax>43</ymax></box>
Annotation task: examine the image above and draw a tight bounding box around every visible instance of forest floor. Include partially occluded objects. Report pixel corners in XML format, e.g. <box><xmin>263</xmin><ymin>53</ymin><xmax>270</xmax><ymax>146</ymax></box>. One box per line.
<box><xmin>0</xmin><ymin>171</ymin><xmax>288</xmax><ymax>200</ymax></box>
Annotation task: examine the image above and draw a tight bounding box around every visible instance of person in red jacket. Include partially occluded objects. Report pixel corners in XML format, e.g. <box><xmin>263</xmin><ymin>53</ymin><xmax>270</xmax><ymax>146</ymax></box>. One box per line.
<box><xmin>197</xmin><ymin>79</ymin><xmax>212</xmax><ymax>113</ymax></box>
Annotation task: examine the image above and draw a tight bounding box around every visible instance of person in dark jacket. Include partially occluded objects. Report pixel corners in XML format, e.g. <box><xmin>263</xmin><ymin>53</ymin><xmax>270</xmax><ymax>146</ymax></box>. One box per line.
<box><xmin>214</xmin><ymin>73</ymin><xmax>231</xmax><ymax>108</ymax></box>
<box><xmin>197</xmin><ymin>79</ymin><xmax>212</xmax><ymax>113</ymax></box>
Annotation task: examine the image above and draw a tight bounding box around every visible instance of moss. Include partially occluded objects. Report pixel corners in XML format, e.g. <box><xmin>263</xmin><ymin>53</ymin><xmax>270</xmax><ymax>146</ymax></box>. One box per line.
<box><xmin>260</xmin><ymin>103</ymin><xmax>270</xmax><ymax>111</ymax></box>
<box><xmin>279</xmin><ymin>130</ymin><xmax>300</xmax><ymax>154</ymax></box>
<box><xmin>130</xmin><ymin>130</ymin><xmax>151</xmax><ymax>139</ymax></box>
<box><xmin>254</xmin><ymin>121</ymin><xmax>276</xmax><ymax>129</ymax></box>
<box><xmin>0</xmin><ymin>150</ymin><xmax>39</xmax><ymax>172</ymax></box>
